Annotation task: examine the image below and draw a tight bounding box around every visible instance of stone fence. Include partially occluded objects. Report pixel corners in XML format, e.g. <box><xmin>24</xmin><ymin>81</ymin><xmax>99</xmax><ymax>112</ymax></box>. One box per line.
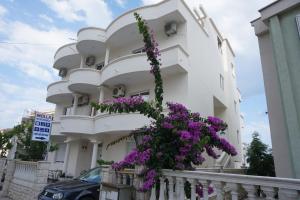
<box><xmin>101</xmin><ymin>167</ymin><xmax>300</xmax><ymax>200</ymax></box>
<box><xmin>0</xmin><ymin>159</ymin><xmax>50</xmax><ymax>200</ymax></box>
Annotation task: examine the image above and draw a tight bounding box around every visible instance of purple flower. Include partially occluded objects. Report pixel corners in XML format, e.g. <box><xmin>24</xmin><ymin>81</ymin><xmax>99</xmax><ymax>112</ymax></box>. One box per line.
<box><xmin>162</xmin><ymin>122</ymin><xmax>174</xmax><ymax>129</ymax></box>
<box><xmin>143</xmin><ymin>135</ymin><xmax>152</xmax><ymax>143</ymax></box>
<box><xmin>205</xmin><ymin>145</ymin><xmax>219</xmax><ymax>159</ymax></box>
<box><xmin>179</xmin><ymin>130</ymin><xmax>191</xmax><ymax>141</ymax></box>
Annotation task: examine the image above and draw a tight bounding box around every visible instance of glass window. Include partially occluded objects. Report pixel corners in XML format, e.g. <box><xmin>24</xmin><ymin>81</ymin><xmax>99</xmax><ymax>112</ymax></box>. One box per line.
<box><xmin>132</xmin><ymin>47</ymin><xmax>146</xmax><ymax>54</ymax></box>
<box><xmin>78</xmin><ymin>167</ymin><xmax>101</xmax><ymax>183</ymax></box>
<box><xmin>220</xmin><ymin>74</ymin><xmax>224</xmax><ymax>90</ymax></box>
<box><xmin>217</xmin><ymin>37</ymin><xmax>222</xmax><ymax>53</ymax></box>
<box><xmin>126</xmin><ymin>140</ymin><xmax>136</xmax><ymax>154</ymax></box>
<box><xmin>234</xmin><ymin>100</ymin><xmax>237</xmax><ymax>113</ymax></box>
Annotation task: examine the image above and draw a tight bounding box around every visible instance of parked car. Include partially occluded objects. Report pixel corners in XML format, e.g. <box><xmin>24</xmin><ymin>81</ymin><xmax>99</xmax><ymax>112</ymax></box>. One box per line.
<box><xmin>38</xmin><ymin>167</ymin><xmax>101</xmax><ymax>200</ymax></box>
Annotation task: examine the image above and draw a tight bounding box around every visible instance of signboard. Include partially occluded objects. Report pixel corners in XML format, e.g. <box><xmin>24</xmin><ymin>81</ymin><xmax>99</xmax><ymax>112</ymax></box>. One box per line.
<box><xmin>32</xmin><ymin>112</ymin><xmax>53</xmax><ymax>142</ymax></box>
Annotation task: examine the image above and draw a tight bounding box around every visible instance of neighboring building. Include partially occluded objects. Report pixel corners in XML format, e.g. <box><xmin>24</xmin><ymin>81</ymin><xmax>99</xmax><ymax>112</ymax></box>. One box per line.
<box><xmin>46</xmin><ymin>0</ymin><xmax>242</xmax><ymax>177</ymax></box>
<box><xmin>252</xmin><ymin>0</ymin><xmax>300</xmax><ymax>178</ymax></box>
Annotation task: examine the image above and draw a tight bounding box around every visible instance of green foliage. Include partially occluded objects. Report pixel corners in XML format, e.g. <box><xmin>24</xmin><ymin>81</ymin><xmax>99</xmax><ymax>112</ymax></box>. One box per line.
<box><xmin>49</xmin><ymin>143</ymin><xmax>59</xmax><ymax>152</ymax></box>
<box><xmin>97</xmin><ymin>159</ymin><xmax>114</xmax><ymax>166</ymax></box>
<box><xmin>246</xmin><ymin>132</ymin><xmax>275</xmax><ymax>177</ymax></box>
<box><xmin>0</xmin><ymin>129</ymin><xmax>14</xmax><ymax>157</ymax></box>
<box><xmin>10</xmin><ymin>122</ymin><xmax>47</xmax><ymax>161</ymax></box>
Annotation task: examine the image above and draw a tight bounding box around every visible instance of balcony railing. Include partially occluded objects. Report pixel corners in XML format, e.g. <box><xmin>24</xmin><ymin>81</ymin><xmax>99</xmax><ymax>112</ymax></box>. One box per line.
<box><xmin>101</xmin><ymin>167</ymin><xmax>300</xmax><ymax>200</ymax></box>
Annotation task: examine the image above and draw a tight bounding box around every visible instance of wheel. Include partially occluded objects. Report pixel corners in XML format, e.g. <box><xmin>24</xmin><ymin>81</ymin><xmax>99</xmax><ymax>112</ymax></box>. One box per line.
<box><xmin>80</xmin><ymin>196</ymin><xmax>94</xmax><ymax>200</ymax></box>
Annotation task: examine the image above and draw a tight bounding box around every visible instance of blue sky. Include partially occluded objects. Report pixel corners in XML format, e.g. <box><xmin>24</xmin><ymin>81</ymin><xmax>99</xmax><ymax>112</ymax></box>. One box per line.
<box><xmin>0</xmin><ymin>0</ymin><xmax>274</xmax><ymax>146</ymax></box>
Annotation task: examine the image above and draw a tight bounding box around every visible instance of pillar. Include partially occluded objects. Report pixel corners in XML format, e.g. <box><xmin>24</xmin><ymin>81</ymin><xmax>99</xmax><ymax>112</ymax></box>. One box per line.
<box><xmin>80</xmin><ymin>55</ymin><xmax>85</xmax><ymax>68</ymax></box>
<box><xmin>104</xmin><ymin>46</ymin><xmax>110</xmax><ymax>66</ymax></box>
<box><xmin>90</xmin><ymin>140</ymin><xmax>100</xmax><ymax>169</ymax></box>
<box><xmin>62</xmin><ymin>141</ymin><xmax>70</xmax><ymax>174</ymax></box>
<box><xmin>71</xmin><ymin>93</ymin><xmax>80</xmax><ymax>115</ymax></box>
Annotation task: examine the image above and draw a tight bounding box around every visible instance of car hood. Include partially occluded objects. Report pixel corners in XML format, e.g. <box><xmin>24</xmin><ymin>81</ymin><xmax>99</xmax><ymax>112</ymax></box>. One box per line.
<box><xmin>46</xmin><ymin>180</ymin><xmax>99</xmax><ymax>192</ymax></box>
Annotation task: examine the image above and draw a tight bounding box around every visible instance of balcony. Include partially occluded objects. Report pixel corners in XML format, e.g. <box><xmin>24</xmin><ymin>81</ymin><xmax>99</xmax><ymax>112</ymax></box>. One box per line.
<box><xmin>94</xmin><ymin>113</ymin><xmax>150</xmax><ymax>134</ymax></box>
<box><xmin>68</xmin><ymin>68</ymin><xmax>101</xmax><ymax>94</ymax></box>
<box><xmin>102</xmin><ymin>168</ymin><xmax>300</xmax><ymax>200</ymax></box>
<box><xmin>102</xmin><ymin>45</ymin><xmax>189</xmax><ymax>86</ymax></box>
<box><xmin>58</xmin><ymin>113</ymin><xmax>150</xmax><ymax>135</ymax></box>
<box><xmin>77</xmin><ymin>27</ymin><xmax>106</xmax><ymax>56</ymax></box>
<box><xmin>46</xmin><ymin>81</ymin><xmax>73</xmax><ymax>104</ymax></box>
<box><xmin>53</xmin><ymin>43</ymin><xmax>81</xmax><ymax>70</ymax></box>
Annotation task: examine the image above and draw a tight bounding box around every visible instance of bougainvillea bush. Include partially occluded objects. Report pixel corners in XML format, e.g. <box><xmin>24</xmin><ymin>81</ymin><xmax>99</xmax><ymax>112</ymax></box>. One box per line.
<box><xmin>92</xmin><ymin>13</ymin><xmax>237</xmax><ymax>195</ymax></box>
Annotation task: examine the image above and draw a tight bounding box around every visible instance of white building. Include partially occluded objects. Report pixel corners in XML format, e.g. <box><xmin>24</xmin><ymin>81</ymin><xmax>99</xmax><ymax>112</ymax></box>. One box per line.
<box><xmin>46</xmin><ymin>0</ymin><xmax>242</xmax><ymax>177</ymax></box>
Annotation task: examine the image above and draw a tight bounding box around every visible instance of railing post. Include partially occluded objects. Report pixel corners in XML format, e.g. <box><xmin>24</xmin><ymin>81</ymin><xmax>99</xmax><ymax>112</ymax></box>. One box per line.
<box><xmin>242</xmin><ymin>184</ymin><xmax>257</xmax><ymax>200</ymax></box>
<box><xmin>1</xmin><ymin>159</ymin><xmax>16</xmax><ymax>197</ymax></box>
<box><xmin>187</xmin><ymin>178</ymin><xmax>197</xmax><ymax>200</ymax></box>
<box><xmin>198</xmin><ymin>180</ymin><xmax>209</xmax><ymax>200</ymax></box>
<box><xmin>261</xmin><ymin>186</ymin><xmax>276</xmax><ymax>200</ymax></box>
<box><xmin>278</xmin><ymin>188</ymin><xmax>299</xmax><ymax>200</ymax></box>
<box><xmin>159</xmin><ymin>177</ymin><xmax>165</xmax><ymax>200</ymax></box>
<box><xmin>175</xmin><ymin>177</ymin><xmax>185</xmax><ymax>200</ymax></box>
<box><xmin>33</xmin><ymin>161</ymin><xmax>50</xmax><ymax>199</ymax></box>
<box><xmin>227</xmin><ymin>183</ymin><xmax>239</xmax><ymax>200</ymax></box>
<box><xmin>167</xmin><ymin>176</ymin><xmax>174</xmax><ymax>200</ymax></box>
<box><xmin>211</xmin><ymin>181</ymin><xmax>224</xmax><ymax>200</ymax></box>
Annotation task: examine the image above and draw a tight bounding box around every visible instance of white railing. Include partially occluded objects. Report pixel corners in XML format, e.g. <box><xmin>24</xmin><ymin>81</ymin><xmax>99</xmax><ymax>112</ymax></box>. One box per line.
<box><xmin>14</xmin><ymin>160</ymin><xmax>37</xmax><ymax>182</ymax></box>
<box><xmin>149</xmin><ymin>170</ymin><xmax>300</xmax><ymax>200</ymax></box>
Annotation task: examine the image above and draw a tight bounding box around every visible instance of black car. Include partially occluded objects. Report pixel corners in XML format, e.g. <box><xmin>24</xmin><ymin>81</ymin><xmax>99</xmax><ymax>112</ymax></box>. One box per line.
<box><xmin>38</xmin><ymin>167</ymin><xmax>101</xmax><ymax>200</ymax></box>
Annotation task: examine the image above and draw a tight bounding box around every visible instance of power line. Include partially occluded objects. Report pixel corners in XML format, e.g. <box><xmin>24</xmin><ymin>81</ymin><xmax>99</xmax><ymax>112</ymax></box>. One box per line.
<box><xmin>0</xmin><ymin>41</ymin><xmax>65</xmax><ymax>46</ymax></box>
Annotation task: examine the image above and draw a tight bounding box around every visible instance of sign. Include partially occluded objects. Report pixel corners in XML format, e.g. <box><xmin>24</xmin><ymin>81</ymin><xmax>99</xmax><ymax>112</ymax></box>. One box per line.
<box><xmin>32</xmin><ymin>112</ymin><xmax>53</xmax><ymax>142</ymax></box>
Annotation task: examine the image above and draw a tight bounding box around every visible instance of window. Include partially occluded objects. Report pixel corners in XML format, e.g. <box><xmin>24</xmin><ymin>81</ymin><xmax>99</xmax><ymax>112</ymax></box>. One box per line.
<box><xmin>231</xmin><ymin>63</ymin><xmax>236</xmax><ymax>78</ymax></box>
<box><xmin>96</xmin><ymin>62</ymin><xmax>105</xmax><ymax>71</ymax></box>
<box><xmin>126</xmin><ymin>140</ymin><xmax>136</xmax><ymax>154</ymax></box>
<box><xmin>132</xmin><ymin>47</ymin><xmax>146</xmax><ymax>54</ymax></box>
<box><xmin>220</xmin><ymin>74</ymin><xmax>224</xmax><ymax>90</ymax></box>
<box><xmin>237</xmin><ymin>130</ymin><xmax>240</xmax><ymax>144</ymax></box>
<box><xmin>217</xmin><ymin>37</ymin><xmax>222</xmax><ymax>53</ymax></box>
<box><xmin>55</xmin><ymin>143</ymin><xmax>66</xmax><ymax>162</ymax></box>
<box><xmin>234</xmin><ymin>100</ymin><xmax>237</xmax><ymax>113</ymax></box>
<box><xmin>131</xmin><ymin>91</ymin><xmax>150</xmax><ymax>101</ymax></box>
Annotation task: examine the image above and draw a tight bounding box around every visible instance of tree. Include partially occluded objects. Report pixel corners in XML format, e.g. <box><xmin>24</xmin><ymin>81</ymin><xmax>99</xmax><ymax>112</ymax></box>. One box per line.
<box><xmin>246</xmin><ymin>132</ymin><xmax>275</xmax><ymax>177</ymax></box>
<box><xmin>8</xmin><ymin>122</ymin><xmax>47</xmax><ymax>161</ymax></box>
<box><xmin>0</xmin><ymin>129</ymin><xmax>14</xmax><ymax>157</ymax></box>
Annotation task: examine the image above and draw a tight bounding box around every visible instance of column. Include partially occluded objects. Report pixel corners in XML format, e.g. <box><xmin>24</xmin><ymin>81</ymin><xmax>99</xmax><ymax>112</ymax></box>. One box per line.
<box><xmin>1</xmin><ymin>159</ymin><xmax>15</xmax><ymax>197</ymax></box>
<box><xmin>72</xmin><ymin>93</ymin><xmax>80</xmax><ymax>115</ymax></box>
<box><xmin>80</xmin><ymin>55</ymin><xmax>85</xmax><ymax>68</ymax></box>
<box><xmin>104</xmin><ymin>46</ymin><xmax>110</xmax><ymax>66</ymax></box>
<box><xmin>90</xmin><ymin>140</ymin><xmax>100</xmax><ymax>168</ymax></box>
<box><xmin>98</xmin><ymin>86</ymin><xmax>105</xmax><ymax>104</ymax></box>
<box><xmin>62</xmin><ymin>141</ymin><xmax>70</xmax><ymax>174</ymax></box>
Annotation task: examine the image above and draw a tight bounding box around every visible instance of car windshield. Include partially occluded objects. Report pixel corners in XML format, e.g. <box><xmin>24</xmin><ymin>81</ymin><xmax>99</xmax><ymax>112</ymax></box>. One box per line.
<box><xmin>77</xmin><ymin>167</ymin><xmax>101</xmax><ymax>183</ymax></box>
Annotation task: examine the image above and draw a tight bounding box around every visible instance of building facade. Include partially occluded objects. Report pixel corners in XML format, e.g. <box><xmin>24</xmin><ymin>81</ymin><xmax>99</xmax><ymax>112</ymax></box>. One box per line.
<box><xmin>252</xmin><ymin>0</ymin><xmax>300</xmax><ymax>178</ymax></box>
<box><xmin>46</xmin><ymin>0</ymin><xmax>242</xmax><ymax>177</ymax></box>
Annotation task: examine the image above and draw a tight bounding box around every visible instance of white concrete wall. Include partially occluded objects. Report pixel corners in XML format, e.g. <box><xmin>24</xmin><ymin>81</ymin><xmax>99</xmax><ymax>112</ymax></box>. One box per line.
<box><xmin>47</xmin><ymin>0</ymin><xmax>242</xmax><ymax>173</ymax></box>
